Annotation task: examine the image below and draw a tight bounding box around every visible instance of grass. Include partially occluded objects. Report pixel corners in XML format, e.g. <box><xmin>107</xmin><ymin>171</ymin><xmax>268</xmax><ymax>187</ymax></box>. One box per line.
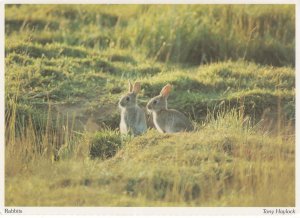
<box><xmin>6</xmin><ymin>5</ymin><xmax>294</xmax><ymax>66</ymax></box>
<box><xmin>5</xmin><ymin>4</ymin><xmax>295</xmax><ymax>207</ymax></box>
<box><xmin>5</xmin><ymin>110</ymin><xmax>294</xmax><ymax>206</ymax></box>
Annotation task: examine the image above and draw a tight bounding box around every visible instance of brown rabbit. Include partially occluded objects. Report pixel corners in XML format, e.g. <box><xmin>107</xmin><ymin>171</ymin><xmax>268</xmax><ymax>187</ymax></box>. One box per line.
<box><xmin>146</xmin><ymin>84</ymin><xmax>194</xmax><ymax>133</ymax></box>
<box><xmin>119</xmin><ymin>81</ymin><xmax>147</xmax><ymax>136</ymax></box>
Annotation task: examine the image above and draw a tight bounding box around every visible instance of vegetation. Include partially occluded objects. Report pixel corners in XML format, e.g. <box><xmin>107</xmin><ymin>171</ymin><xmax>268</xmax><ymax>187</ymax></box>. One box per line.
<box><xmin>5</xmin><ymin>4</ymin><xmax>295</xmax><ymax>207</ymax></box>
<box><xmin>89</xmin><ymin>130</ymin><xmax>122</xmax><ymax>159</ymax></box>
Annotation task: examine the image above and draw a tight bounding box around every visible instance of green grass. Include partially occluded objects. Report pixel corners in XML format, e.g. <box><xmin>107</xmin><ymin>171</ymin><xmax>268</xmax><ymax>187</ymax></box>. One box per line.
<box><xmin>6</xmin><ymin>4</ymin><xmax>295</xmax><ymax>66</ymax></box>
<box><xmin>5</xmin><ymin>4</ymin><xmax>295</xmax><ymax>207</ymax></box>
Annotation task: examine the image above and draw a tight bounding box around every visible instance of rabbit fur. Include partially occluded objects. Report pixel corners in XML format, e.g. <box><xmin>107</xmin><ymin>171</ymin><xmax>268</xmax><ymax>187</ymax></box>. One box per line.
<box><xmin>146</xmin><ymin>84</ymin><xmax>194</xmax><ymax>133</ymax></box>
<box><xmin>119</xmin><ymin>81</ymin><xmax>147</xmax><ymax>136</ymax></box>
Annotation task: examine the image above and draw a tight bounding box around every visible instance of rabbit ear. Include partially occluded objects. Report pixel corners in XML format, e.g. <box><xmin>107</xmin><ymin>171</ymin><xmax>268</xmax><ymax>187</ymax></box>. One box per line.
<box><xmin>160</xmin><ymin>84</ymin><xmax>172</xmax><ymax>98</ymax></box>
<box><xmin>133</xmin><ymin>82</ymin><xmax>141</xmax><ymax>94</ymax></box>
<box><xmin>128</xmin><ymin>81</ymin><xmax>133</xmax><ymax>92</ymax></box>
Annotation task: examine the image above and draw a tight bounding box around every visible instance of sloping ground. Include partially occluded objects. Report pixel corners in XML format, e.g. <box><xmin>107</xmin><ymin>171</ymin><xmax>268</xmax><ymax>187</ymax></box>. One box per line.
<box><xmin>5</xmin><ymin>41</ymin><xmax>162</xmax><ymax>132</ymax></box>
<box><xmin>5</xmin><ymin>42</ymin><xmax>295</xmax><ymax>134</ymax></box>
<box><xmin>5</xmin><ymin>4</ymin><xmax>295</xmax><ymax>134</ymax></box>
<box><xmin>140</xmin><ymin>61</ymin><xmax>294</xmax><ymax>123</ymax></box>
<box><xmin>5</xmin><ymin>112</ymin><xmax>295</xmax><ymax>206</ymax></box>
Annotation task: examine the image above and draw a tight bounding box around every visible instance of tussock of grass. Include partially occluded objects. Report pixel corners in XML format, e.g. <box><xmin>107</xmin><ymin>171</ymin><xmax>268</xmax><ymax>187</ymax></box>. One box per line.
<box><xmin>89</xmin><ymin>130</ymin><xmax>122</xmax><ymax>159</ymax></box>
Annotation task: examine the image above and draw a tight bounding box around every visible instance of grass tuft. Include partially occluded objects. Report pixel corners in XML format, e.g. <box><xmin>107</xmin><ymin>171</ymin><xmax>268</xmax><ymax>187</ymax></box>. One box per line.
<box><xmin>89</xmin><ymin>130</ymin><xmax>122</xmax><ymax>159</ymax></box>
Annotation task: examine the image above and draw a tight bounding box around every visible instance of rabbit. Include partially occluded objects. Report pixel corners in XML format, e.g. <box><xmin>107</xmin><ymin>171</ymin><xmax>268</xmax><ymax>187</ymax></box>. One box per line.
<box><xmin>146</xmin><ymin>84</ymin><xmax>194</xmax><ymax>133</ymax></box>
<box><xmin>119</xmin><ymin>81</ymin><xmax>147</xmax><ymax>136</ymax></box>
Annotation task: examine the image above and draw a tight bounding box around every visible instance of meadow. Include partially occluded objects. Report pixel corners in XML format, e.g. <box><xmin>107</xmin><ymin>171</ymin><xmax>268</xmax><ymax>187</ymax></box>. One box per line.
<box><xmin>5</xmin><ymin>4</ymin><xmax>295</xmax><ymax>206</ymax></box>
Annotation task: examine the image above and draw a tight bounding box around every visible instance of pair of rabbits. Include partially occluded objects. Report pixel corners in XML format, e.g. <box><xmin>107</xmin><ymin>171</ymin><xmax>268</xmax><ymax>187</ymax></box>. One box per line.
<box><xmin>119</xmin><ymin>81</ymin><xmax>194</xmax><ymax>136</ymax></box>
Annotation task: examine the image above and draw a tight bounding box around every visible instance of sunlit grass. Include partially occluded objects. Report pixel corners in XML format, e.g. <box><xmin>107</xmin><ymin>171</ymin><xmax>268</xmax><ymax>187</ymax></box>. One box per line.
<box><xmin>5</xmin><ymin>4</ymin><xmax>295</xmax><ymax>207</ymax></box>
<box><xmin>6</xmin><ymin>4</ymin><xmax>295</xmax><ymax>66</ymax></box>
<box><xmin>5</xmin><ymin>108</ymin><xmax>294</xmax><ymax>206</ymax></box>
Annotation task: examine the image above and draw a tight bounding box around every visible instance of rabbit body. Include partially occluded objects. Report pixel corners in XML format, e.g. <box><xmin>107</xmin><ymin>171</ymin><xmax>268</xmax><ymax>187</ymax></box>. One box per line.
<box><xmin>119</xmin><ymin>81</ymin><xmax>147</xmax><ymax>136</ymax></box>
<box><xmin>147</xmin><ymin>84</ymin><xmax>194</xmax><ymax>133</ymax></box>
<box><xmin>152</xmin><ymin>109</ymin><xmax>193</xmax><ymax>133</ymax></box>
<box><xmin>120</xmin><ymin>105</ymin><xmax>147</xmax><ymax>135</ymax></box>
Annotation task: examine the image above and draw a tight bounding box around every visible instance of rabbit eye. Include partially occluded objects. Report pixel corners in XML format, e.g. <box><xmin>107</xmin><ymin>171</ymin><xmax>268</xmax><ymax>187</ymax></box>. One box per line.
<box><xmin>126</xmin><ymin>97</ymin><xmax>130</xmax><ymax>101</ymax></box>
<box><xmin>153</xmin><ymin>100</ymin><xmax>158</xmax><ymax>104</ymax></box>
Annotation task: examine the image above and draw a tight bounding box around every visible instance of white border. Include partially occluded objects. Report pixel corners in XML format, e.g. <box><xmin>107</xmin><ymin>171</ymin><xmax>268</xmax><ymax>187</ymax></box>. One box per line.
<box><xmin>295</xmin><ymin>0</ymin><xmax>299</xmax><ymax>214</ymax></box>
<box><xmin>1</xmin><ymin>0</ymin><xmax>298</xmax><ymax>4</ymax></box>
<box><xmin>0</xmin><ymin>0</ymin><xmax>5</xmax><ymax>216</ymax></box>
<box><xmin>0</xmin><ymin>0</ymin><xmax>298</xmax><ymax>216</ymax></box>
<box><xmin>1</xmin><ymin>207</ymin><xmax>299</xmax><ymax>215</ymax></box>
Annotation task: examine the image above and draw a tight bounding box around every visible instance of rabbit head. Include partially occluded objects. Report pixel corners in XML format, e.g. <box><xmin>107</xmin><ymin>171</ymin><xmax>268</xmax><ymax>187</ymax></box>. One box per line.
<box><xmin>146</xmin><ymin>84</ymin><xmax>172</xmax><ymax>113</ymax></box>
<box><xmin>119</xmin><ymin>81</ymin><xmax>141</xmax><ymax>109</ymax></box>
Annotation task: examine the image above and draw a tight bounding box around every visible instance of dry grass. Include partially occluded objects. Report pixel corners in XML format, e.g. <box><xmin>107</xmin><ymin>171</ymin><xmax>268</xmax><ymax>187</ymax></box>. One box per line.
<box><xmin>5</xmin><ymin>107</ymin><xmax>295</xmax><ymax>206</ymax></box>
